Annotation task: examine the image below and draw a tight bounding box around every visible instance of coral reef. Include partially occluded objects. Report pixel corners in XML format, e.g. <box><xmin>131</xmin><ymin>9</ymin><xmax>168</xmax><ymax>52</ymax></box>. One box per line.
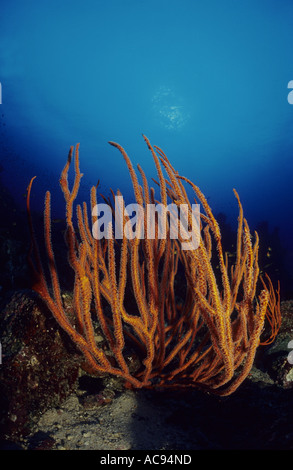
<box><xmin>26</xmin><ymin>136</ymin><xmax>281</xmax><ymax>396</ymax></box>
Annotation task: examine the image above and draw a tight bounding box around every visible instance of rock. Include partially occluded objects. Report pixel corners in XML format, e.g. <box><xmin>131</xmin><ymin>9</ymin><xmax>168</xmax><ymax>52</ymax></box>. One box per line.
<box><xmin>0</xmin><ymin>289</ymin><xmax>81</xmax><ymax>440</ymax></box>
<box><xmin>256</xmin><ymin>300</ymin><xmax>293</xmax><ymax>389</ymax></box>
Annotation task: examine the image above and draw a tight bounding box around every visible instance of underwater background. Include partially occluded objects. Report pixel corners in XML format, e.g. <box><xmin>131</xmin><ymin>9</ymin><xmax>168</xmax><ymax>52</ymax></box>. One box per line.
<box><xmin>1</xmin><ymin>0</ymin><xmax>293</xmax><ymax>297</ymax></box>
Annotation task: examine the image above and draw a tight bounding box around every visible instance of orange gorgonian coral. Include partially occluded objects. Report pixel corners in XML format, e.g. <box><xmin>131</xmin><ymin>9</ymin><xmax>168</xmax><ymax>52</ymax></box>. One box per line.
<box><xmin>26</xmin><ymin>136</ymin><xmax>281</xmax><ymax>396</ymax></box>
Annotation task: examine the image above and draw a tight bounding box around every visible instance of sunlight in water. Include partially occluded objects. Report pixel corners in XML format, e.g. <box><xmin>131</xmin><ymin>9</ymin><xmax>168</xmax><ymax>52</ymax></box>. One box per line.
<box><xmin>152</xmin><ymin>86</ymin><xmax>190</xmax><ymax>130</ymax></box>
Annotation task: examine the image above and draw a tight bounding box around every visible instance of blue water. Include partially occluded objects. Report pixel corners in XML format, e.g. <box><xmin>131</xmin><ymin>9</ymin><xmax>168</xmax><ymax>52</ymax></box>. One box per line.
<box><xmin>1</xmin><ymin>1</ymin><xmax>293</xmax><ymax>271</ymax></box>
